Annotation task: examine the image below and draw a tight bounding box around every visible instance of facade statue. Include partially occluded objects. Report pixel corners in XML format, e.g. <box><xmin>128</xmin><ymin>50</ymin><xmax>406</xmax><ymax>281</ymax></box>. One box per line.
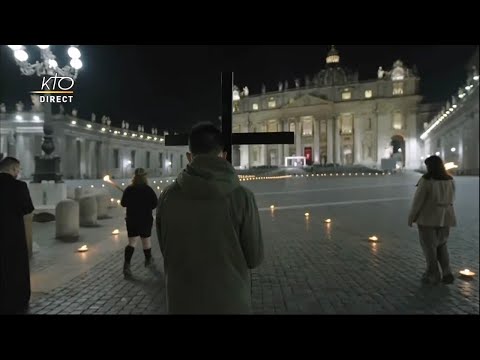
<box><xmin>377</xmin><ymin>66</ymin><xmax>385</xmax><ymax>79</ymax></box>
<box><xmin>233</xmin><ymin>86</ymin><xmax>240</xmax><ymax>101</ymax></box>
<box><xmin>31</xmin><ymin>95</ymin><xmax>41</xmax><ymax>111</ymax></box>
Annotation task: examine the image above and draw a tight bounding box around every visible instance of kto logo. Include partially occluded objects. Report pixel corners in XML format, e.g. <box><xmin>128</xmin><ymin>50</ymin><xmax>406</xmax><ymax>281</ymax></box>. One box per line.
<box><xmin>31</xmin><ymin>73</ymin><xmax>74</xmax><ymax>103</ymax></box>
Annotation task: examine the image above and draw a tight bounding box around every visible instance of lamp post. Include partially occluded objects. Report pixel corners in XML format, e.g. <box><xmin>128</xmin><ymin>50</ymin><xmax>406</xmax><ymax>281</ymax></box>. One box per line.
<box><xmin>6</xmin><ymin>45</ymin><xmax>83</xmax><ymax>182</ymax></box>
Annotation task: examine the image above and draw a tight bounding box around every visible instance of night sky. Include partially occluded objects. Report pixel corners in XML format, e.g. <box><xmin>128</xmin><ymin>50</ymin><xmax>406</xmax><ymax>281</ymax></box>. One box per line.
<box><xmin>0</xmin><ymin>45</ymin><xmax>477</xmax><ymax>133</ymax></box>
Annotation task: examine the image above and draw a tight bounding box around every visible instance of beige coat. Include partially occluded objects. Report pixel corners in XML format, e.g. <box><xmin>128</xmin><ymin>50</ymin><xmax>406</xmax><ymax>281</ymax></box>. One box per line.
<box><xmin>408</xmin><ymin>177</ymin><xmax>457</xmax><ymax>227</ymax></box>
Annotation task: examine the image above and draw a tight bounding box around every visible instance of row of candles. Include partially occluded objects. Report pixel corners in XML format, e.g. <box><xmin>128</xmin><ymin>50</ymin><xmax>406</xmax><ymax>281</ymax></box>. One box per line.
<box><xmin>74</xmin><ymin>172</ymin><xmax>391</xmax><ymax>192</ymax></box>
<box><xmin>77</xmin><ymin>220</ymin><xmax>476</xmax><ymax>279</ymax></box>
<box><xmin>239</xmin><ymin>172</ymin><xmax>391</xmax><ymax>182</ymax></box>
<box><xmin>271</xmin><ymin>206</ymin><xmax>476</xmax><ymax>280</ymax></box>
<box><xmin>77</xmin><ymin>175</ymin><xmax>476</xmax><ymax>280</ymax></box>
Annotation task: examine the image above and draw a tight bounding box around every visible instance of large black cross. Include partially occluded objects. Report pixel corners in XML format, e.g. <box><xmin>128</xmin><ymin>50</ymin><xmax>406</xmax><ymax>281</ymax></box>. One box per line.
<box><xmin>165</xmin><ymin>72</ymin><xmax>294</xmax><ymax>163</ymax></box>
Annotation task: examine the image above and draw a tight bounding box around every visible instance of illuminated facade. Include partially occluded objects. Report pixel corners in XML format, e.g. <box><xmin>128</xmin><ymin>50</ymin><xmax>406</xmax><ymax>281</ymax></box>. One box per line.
<box><xmin>420</xmin><ymin>47</ymin><xmax>479</xmax><ymax>175</ymax></box>
<box><xmin>0</xmin><ymin>108</ymin><xmax>187</xmax><ymax>180</ymax></box>
<box><xmin>233</xmin><ymin>46</ymin><xmax>432</xmax><ymax>170</ymax></box>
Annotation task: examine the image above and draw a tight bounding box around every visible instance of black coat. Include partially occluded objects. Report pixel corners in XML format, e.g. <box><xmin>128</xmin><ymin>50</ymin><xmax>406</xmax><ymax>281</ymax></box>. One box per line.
<box><xmin>0</xmin><ymin>173</ymin><xmax>34</xmax><ymax>313</ymax></box>
<box><xmin>121</xmin><ymin>183</ymin><xmax>158</xmax><ymax>226</ymax></box>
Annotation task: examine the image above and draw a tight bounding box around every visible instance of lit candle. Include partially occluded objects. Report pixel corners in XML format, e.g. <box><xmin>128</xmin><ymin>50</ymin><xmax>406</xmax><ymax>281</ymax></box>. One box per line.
<box><xmin>112</xmin><ymin>229</ymin><xmax>120</xmax><ymax>235</ymax></box>
<box><xmin>110</xmin><ymin>198</ymin><xmax>114</xmax><ymax>202</ymax></box>
<box><xmin>116</xmin><ymin>200</ymin><xmax>121</xmax><ymax>205</ymax></box>
<box><xmin>459</xmin><ymin>269</ymin><xmax>475</xmax><ymax>278</ymax></box>
<box><xmin>77</xmin><ymin>245</ymin><xmax>88</xmax><ymax>252</ymax></box>
<box><xmin>305</xmin><ymin>212</ymin><xmax>310</xmax><ymax>217</ymax></box>
<box><xmin>368</xmin><ymin>236</ymin><xmax>378</xmax><ymax>242</ymax></box>
<box><xmin>324</xmin><ymin>219</ymin><xmax>331</xmax><ymax>223</ymax></box>
<box><xmin>270</xmin><ymin>205</ymin><xmax>275</xmax><ymax>209</ymax></box>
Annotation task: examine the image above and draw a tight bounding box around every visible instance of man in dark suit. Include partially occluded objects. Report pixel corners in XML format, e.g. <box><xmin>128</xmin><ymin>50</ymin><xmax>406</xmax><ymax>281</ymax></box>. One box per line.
<box><xmin>0</xmin><ymin>157</ymin><xmax>34</xmax><ymax>314</ymax></box>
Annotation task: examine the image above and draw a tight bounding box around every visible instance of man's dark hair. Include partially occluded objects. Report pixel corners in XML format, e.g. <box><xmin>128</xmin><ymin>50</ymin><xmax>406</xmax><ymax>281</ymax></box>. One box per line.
<box><xmin>0</xmin><ymin>156</ymin><xmax>20</xmax><ymax>172</ymax></box>
<box><xmin>188</xmin><ymin>122</ymin><xmax>224</xmax><ymax>155</ymax></box>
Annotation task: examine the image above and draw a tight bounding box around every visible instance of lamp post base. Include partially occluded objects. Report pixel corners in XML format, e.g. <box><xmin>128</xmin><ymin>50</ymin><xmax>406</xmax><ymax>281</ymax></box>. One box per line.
<box><xmin>32</xmin><ymin>156</ymin><xmax>63</xmax><ymax>183</ymax></box>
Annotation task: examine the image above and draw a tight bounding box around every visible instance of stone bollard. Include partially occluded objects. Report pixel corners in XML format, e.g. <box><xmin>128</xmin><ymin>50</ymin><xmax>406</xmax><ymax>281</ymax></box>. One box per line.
<box><xmin>79</xmin><ymin>196</ymin><xmax>98</xmax><ymax>227</ymax></box>
<box><xmin>55</xmin><ymin>199</ymin><xmax>79</xmax><ymax>241</ymax></box>
<box><xmin>95</xmin><ymin>194</ymin><xmax>110</xmax><ymax>219</ymax></box>
<box><xmin>74</xmin><ymin>187</ymin><xmax>84</xmax><ymax>200</ymax></box>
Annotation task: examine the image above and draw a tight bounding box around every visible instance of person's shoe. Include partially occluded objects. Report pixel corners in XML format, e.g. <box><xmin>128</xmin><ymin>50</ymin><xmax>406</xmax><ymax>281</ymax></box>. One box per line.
<box><xmin>442</xmin><ymin>274</ymin><xmax>455</xmax><ymax>284</ymax></box>
<box><xmin>421</xmin><ymin>273</ymin><xmax>440</xmax><ymax>285</ymax></box>
<box><xmin>123</xmin><ymin>262</ymin><xmax>132</xmax><ymax>278</ymax></box>
<box><xmin>145</xmin><ymin>257</ymin><xmax>155</xmax><ymax>269</ymax></box>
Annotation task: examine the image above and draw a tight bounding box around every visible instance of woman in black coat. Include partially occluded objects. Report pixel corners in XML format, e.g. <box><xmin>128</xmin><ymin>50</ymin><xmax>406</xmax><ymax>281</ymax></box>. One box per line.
<box><xmin>120</xmin><ymin>168</ymin><xmax>158</xmax><ymax>277</ymax></box>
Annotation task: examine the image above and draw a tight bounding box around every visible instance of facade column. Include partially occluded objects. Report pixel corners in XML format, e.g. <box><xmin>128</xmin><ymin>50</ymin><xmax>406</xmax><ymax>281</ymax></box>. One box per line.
<box><xmin>327</xmin><ymin>118</ymin><xmax>333</xmax><ymax>163</ymax></box>
<box><xmin>295</xmin><ymin>118</ymin><xmax>302</xmax><ymax>157</ymax></box>
<box><xmin>79</xmin><ymin>139</ymin><xmax>86</xmax><ymax>179</ymax></box>
<box><xmin>17</xmin><ymin>133</ymin><xmax>34</xmax><ymax>179</ymax></box>
<box><xmin>240</xmin><ymin>121</ymin><xmax>250</xmax><ymax>169</ymax></box>
<box><xmin>354</xmin><ymin>116</ymin><xmax>361</xmax><ymax>164</ymax></box>
<box><xmin>0</xmin><ymin>135</ymin><xmax>7</xmax><ymax>157</ymax></box>
<box><xmin>7</xmin><ymin>131</ymin><xmax>16</xmax><ymax>158</ymax></box>
<box><xmin>261</xmin><ymin>145</ymin><xmax>267</xmax><ymax>166</ymax></box>
<box><xmin>66</xmin><ymin>136</ymin><xmax>76</xmax><ymax>179</ymax></box>
<box><xmin>335</xmin><ymin>116</ymin><xmax>341</xmax><ymax>164</ymax></box>
<box><xmin>283</xmin><ymin>119</ymin><xmax>290</xmax><ymax>160</ymax></box>
<box><xmin>313</xmin><ymin>117</ymin><xmax>320</xmax><ymax>164</ymax></box>
<box><xmin>277</xmin><ymin>119</ymin><xmax>284</xmax><ymax>166</ymax></box>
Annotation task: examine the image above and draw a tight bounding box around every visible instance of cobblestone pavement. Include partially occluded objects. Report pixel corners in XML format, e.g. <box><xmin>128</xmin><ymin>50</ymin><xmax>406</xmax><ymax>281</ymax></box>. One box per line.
<box><xmin>28</xmin><ymin>173</ymin><xmax>479</xmax><ymax>314</ymax></box>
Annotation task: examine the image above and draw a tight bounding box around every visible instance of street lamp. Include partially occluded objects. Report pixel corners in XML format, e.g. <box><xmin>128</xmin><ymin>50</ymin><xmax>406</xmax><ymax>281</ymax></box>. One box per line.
<box><xmin>6</xmin><ymin>45</ymin><xmax>82</xmax><ymax>182</ymax></box>
<box><xmin>7</xmin><ymin>45</ymin><xmax>82</xmax><ymax>78</ymax></box>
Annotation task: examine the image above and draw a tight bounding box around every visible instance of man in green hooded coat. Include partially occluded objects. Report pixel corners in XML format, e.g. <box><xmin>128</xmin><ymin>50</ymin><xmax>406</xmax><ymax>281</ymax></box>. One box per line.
<box><xmin>156</xmin><ymin>122</ymin><xmax>264</xmax><ymax>314</ymax></box>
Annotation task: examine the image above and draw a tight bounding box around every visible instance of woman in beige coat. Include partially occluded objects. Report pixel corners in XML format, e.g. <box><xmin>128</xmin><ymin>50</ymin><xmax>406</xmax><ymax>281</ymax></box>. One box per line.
<box><xmin>408</xmin><ymin>155</ymin><xmax>456</xmax><ymax>285</ymax></box>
